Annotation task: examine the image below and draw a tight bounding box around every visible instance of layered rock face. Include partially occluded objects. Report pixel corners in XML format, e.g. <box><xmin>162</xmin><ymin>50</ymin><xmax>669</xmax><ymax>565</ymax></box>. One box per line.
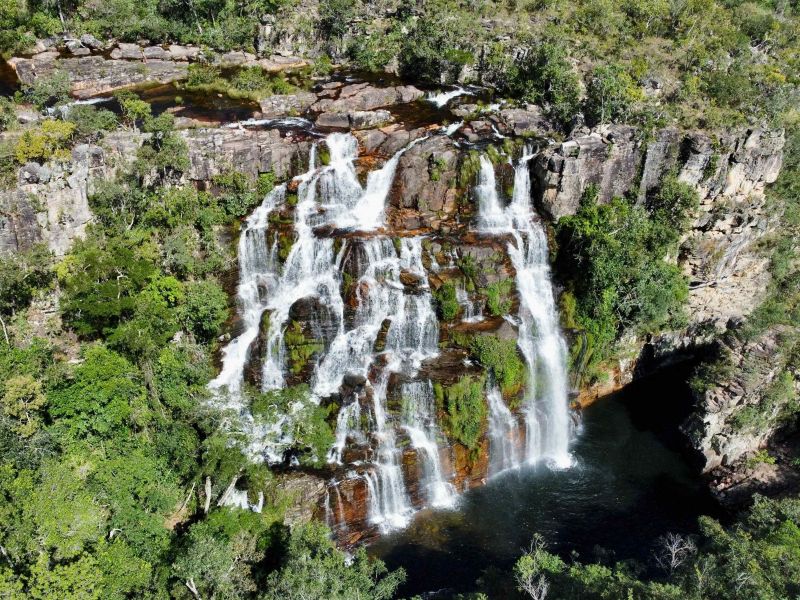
<box><xmin>683</xmin><ymin>327</ymin><xmax>799</xmax><ymax>473</ymax></box>
<box><xmin>0</xmin><ymin>127</ymin><xmax>310</xmax><ymax>255</ymax></box>
<box><xmin>8</xmin><ymin>40</ymin><xmax>309</xmax><ymax>98</ymax></box>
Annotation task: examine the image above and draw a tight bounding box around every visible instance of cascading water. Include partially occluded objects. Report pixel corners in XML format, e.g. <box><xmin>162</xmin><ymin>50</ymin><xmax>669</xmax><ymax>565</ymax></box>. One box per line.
<box><xmin>401</xmin><ymin>380</ymin><xmax>457</xmax><ymax>507</ymax></box>
<box><xmin>475</xmin><ymin>151</ymin><xmax>573</xmax><ymax>469</ymax></box>
<box><xmin>209</xmin><ymin>185</ymin><xmax>285</xmax><ymax>397</ymax></box>
<box><xmin>486</xmin><ymin>384</ymin><xmax>520</xmax><ymax>477</ymax></box>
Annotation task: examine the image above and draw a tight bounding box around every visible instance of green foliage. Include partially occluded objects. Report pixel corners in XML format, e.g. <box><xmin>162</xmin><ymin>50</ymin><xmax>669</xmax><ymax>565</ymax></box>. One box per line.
<box><xmin>65</xmin><ymin>104</ymin><xmax>118</xmax><ymax>141</ymax></box>
<box><xmin>434</xmin><ymin>281</ymin><xmax>461</xmax><ymax>321</ymax></box>
<box><xmin>0</xmin><ymin>243</ymin><xmax>52</xmax><ymax>320</ymax></box>
<box><xmin>440</xmin><ymin>375</ymin><xmax>486</xmax><ymax>451</ymax></box>
<box><xmin>585</xmin><ymin>64</ymin><xmax>644</xmax><ymax>125</ymax></box>
<box><xmin>284</xmin><ymin>321</ymin><xmax>324</xmax><ymax>375</ymax></box>
<box><xmin>47</xmin><ymin>344</ymin><xmax>148</xmax><ymax>441</ymax></box>
<box><xmin>1</xmin><ymin>375</ymin><xmax>46</xmax><ymax>437</ymax></box>
<box><xmin>214</xmin><ymin>170</ymin><xmax>274</xmax><ymax>218</ymax></box>
<box><xmin>398</xmin><ymin>1</ymin><xmax>476</xmax><ymax>84</ymax></box>
<box><xmin>469</xmin><ymin>335</ymin><xmax>526</xmax><ymax>400</ymax></box>
<box><xmin>556</xmin><ymin>187</ymin><xmax>693</xmax><ymax>379</ymax></box>
<box><xmin>502</xmin><ymin>41</ymin><xmax>581</xmax><ymax>125</ymax></box>
<box><xmin>21</xmin><ymin>71</ymin><xmax>71</xmax><ymax>110</ymax></box>
<box><xmin>262</xmin><ymin>521</ymin><xmax>406</xmax><ymax>599</ymax></box>
<box><xmin>180</xmin><ymin>278</ymin><xmax>229</xmax><ymax>341</ymax></box>
<box><xmin>14</xmin><ymin>119</ymin><xmax>76</xmax><ymax>163</ymax></box>
<box><xmin>486</xmin><ymin>279</ymin><xmax>514</xmax><ymax>316</ymax></box>
<box><xmin>0</xmin><ymin>97</ymin><xmax>15</xmax><ymax>132</ymax></box>
<box><xmin>183</xmin><ymin>64</ymin><xmax>296</xmax><ymax>101</ymax></box>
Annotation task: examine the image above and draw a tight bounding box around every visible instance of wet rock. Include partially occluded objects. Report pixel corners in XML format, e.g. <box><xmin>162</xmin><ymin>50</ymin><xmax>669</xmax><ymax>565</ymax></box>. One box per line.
<box><xmin>388</xmin><ymin>136</ymin><xmax>459</xmax><ymax>232</ymax></box>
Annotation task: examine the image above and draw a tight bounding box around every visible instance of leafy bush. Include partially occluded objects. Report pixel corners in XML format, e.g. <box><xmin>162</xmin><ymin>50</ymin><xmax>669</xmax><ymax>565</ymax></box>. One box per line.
<box><xmin>21</xmin><ymin>71</ymin><xmax>71</xmax><ymax>110</ymax></box>
<box><xmin>434</xmin><ymin>281</ymin><xmax>460</xmax><ymax>321</ymax></box>
<box><xmin>470</xmin><ymin>335</ymin><xmax>526</xmax><ymax>400</ymax></box>
<box><xmin>502</xmin><ymin>41</ymin><xmax>581</xmax><ymax>125</ymax></box>
<box><xmin>486</xmin><ymin>279</ymin><xmax>515</xmax><ymax>316</ymax></box>
<box><xmin>585</xmin><ymin>64</ymin><xmax>644</xmax><ymax>125</ymax></box>
<box><xmin>556</xmin><ymin>188</ymin><xmax>692</xmax><ymax>378</ymax></box>
<box><xmin>65</xmin><ymin>105</ymin><xmax>118</xmax><ymax>141</ymax></box>
<box><xmin>437</xmin><ymin>375</ymin><xmax>486</xmax><ymax>451</ymax></box>
<box><xmin>14</xmin><ymin>120</ymin><xmax>76</xmax><ymax>163</ymax></box>
<box><xmin>180</xmin><ymin>279</ymin><xmax>229</xmax><ymax>341</ymax></box>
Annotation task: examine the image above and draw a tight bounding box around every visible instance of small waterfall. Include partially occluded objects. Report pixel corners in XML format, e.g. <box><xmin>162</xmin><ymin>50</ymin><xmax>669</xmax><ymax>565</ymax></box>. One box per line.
<box><xmin>426</xmin><ymin>87</ymin><xmax>471</xmax><ymax>108</ymax></box>
<box><xmin>487</xmin><ymin>384</ymin><xmax>520</xmax><ymax>477</ymax></box>
<box><xmin>209</xmin><ymin>185</ymin><xmax>285</xmax><ymax>397</ymax></box>
<box><xmin>456</xmin><ymin>286</ymin><xmax>483</xmax><ymax>323</ymax></box>
<box><xmin>401</xmin><ymin>380</ymin><xmax>457</xmax><ymax>508</ymax></box>
<box><xmin>475</xmin><ymin>150</ymin><xmax>573</xmax><ymax>469</ymax></box>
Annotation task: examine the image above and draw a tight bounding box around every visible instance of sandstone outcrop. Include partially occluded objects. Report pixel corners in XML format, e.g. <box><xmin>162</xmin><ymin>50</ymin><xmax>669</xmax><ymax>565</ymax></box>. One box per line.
<box><xmin>683</xmin><ymin>327</ymin><xmax>798</xmax><ymax>472</ymax></box>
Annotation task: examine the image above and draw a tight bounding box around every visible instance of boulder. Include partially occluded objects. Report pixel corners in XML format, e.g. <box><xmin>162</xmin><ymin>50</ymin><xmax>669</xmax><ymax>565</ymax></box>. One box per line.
<box><xmin>259</xmin><ymin>91</ymin><xmax>316</xmax><ymax>117</ymax></box>
<box><xmin>111</xmin><ymin>43</ymin><xmax>143</xmax><ymax>60</ymax></box>
<box><xmin>79</xmin><ymin>34</ymin><xmax>104</xmax><ymax>50</ymax></box>
<box><xmin>143</xmin><ymin>46</ymin><xmax>169</xmax><ymax>60</ymax></box>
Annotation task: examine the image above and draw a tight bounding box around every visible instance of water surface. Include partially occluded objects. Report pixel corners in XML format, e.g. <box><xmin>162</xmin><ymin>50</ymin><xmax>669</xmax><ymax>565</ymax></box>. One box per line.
<box><xmin>371</xmin><ymin>367</ymin><xmax>721</xmax><ymax>596</ymax></box>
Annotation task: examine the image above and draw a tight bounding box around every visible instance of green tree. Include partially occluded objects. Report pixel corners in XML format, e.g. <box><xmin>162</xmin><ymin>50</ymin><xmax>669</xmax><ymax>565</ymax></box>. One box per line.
<box><xmin>1</xmin><ymin>375</ymin><xmax>46</xmax><ymax>437</ymax></box>
<box><xmin>47</xmin><ymin>345</ymin><xmax>148</xmax><ymax>441</ymax></box>
<box><xmin>585</xmin><ymin>64</ymin><xmax>644</xmax><ymax>125</ymax></box>
<box><xmin>261</xmin><ymin>522</ymin><xmax>405</xmax><ymax>600</ymax></box>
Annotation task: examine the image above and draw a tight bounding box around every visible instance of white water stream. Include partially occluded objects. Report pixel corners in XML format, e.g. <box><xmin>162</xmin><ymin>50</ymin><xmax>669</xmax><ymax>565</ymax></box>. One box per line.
<box><xmin>475</xmin><ymin>152</ymin><xmax>573</xmax><ymax>469</ymax></box>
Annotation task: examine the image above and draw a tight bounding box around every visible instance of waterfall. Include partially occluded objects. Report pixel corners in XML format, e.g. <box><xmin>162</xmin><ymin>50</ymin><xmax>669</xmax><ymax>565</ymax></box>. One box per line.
<box><xmin>426</xmin><ymin>87</ymin><xmax>471</xmax><ymax>108</ymax></box>
<box><xmin>475</xmin><ymin>151</ymin><xmax>573</xmax><ymax>469</ymax></box>
<box><xmin>456</xmin><ymin>286</ymin><xmax>483</xmax><ymax>323</ymax></box>
<box><xmin>209</xmin><ymin>184</ymin><xmax>285</xmax><ymax>397</ymax></box>
<box><xmin>487</xmin><ymin>384</ymin><xmax>520</xmax><ymax>477</ymax></box>
<box><xmin>401</xmin><ymin>380</ymin><xmax>457</xmax><ymax>508</ymax></box>
<box><xmin>210</xmin><ymin>130</ymin><xmax>456</xmax><ymax>534</ymax></box>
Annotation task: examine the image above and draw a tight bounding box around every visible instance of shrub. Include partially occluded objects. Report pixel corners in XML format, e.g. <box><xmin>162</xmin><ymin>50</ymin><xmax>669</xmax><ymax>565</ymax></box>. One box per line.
<box><xmin>65</xmin><ymin>105</ymin><xmax>118</xmax><ymax>141</ymax></box>
<box><xmin>585</xmin><ymin>64</ymin><xmax>644</xmax><ymax>125</ymax></box>
<box><xmin>439</xmin><ymin>375</ymin><xmax>486</xmax><ymax>451</ymax></box>
<box><xmin>180</xmin><ymin>279</ymin><xmax>229</xmax><ymax>341</ymax></box>
<box><xmin>0</xmin><ymin>97</ymin><xmax>15</xmax><ymax>132</ymax></box>
<box><xmin>21</xmin><ymin>71</ymin><xmax>71</xmax><ymax>109</ymax></box>
<box><xmin>504</xmin><ymin>41</ymin><xmax>581</xmax><ymax>125</ymax></box>
<box><xmin>470</xmin><ymin>335</ymin><xmax>526</xmax><ymax>399</ymax></box>
<box><xmin>486</xmin><ymin>279</ymin><xmax>515</xmax><ymax>316</ymax></box>
<box><xmin>555</xmin><ymin>191</ymin><xmax>690</xmax><ymax>377</ymax></box>
<box><xmin>14</xmin><ymin>120</ymin><xmax>76</xmax><ymax>163</ymax></box>
<box><xmin>434</xmin><ymin>281</ymin><xmax>460</xmax><ymax>321</ymax></box>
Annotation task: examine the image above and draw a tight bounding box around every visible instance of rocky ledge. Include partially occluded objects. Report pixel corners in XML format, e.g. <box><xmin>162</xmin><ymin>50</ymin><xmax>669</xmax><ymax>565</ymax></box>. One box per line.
<box><xmin>8</xmin><ymin>38</ymin><xmax>310</xmax><ymax>98</ymax></box>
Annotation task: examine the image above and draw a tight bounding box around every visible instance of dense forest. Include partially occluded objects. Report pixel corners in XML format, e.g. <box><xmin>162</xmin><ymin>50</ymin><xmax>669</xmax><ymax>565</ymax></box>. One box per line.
<box><xmin>1</xmin><ymin>0</ymin><xmax>799</xmax><ymax>598</ymax></box>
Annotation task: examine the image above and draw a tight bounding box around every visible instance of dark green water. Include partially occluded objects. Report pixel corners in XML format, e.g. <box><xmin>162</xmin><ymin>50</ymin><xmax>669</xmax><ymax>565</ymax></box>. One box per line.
<box><xmin>371</xmin><ymin>366</ymin><xmax>721</xmax><ymax>597</ymax></box>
